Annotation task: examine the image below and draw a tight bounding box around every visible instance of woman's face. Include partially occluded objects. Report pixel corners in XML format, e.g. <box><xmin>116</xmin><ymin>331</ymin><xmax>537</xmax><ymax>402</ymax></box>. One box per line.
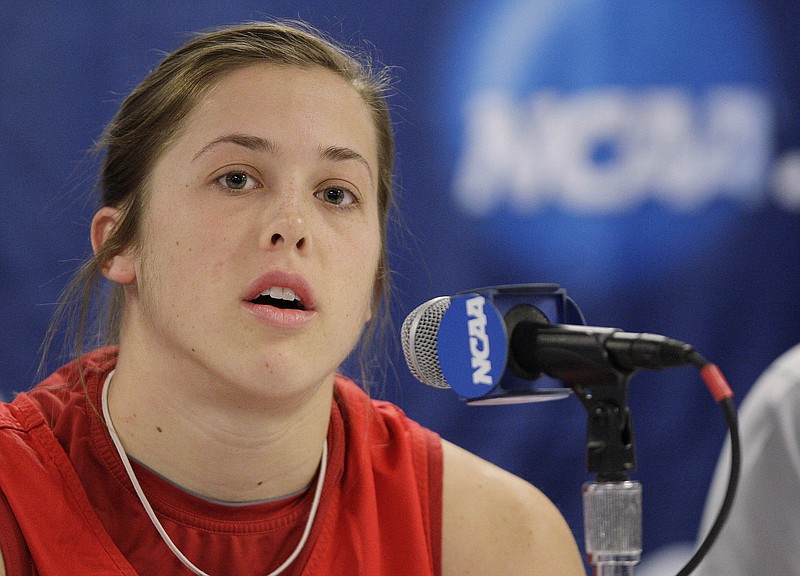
<box><xmin>106</xmin><ymin>64</ymin><xmax>382</xmax><ymax>400</ymax></box>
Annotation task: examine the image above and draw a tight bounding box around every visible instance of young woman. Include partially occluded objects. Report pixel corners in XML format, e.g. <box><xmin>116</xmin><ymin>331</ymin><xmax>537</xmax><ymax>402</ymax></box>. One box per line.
<box><xmin>0</xmin><ymin>21</ymin><xmax>584</xmax><ymax>575</ymax></box>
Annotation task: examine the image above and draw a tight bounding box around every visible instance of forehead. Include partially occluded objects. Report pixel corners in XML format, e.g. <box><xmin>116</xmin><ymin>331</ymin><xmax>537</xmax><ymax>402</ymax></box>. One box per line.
<box><xmin>171</xmin><ymin>63</ymin><xmax>379</xmax><ymax>169</ymax></box>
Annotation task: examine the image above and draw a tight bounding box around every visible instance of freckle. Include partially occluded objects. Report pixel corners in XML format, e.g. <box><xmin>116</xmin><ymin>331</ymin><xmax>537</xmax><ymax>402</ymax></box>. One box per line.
<box><xmin>156</xmin><ymin>426</ymin><xmax>163</xmax><ymax>433</ymax></box>
<box><xmin>176</xmin><ymin>241</ymin><xmax>180</xmax><ymax>246</ymax></box>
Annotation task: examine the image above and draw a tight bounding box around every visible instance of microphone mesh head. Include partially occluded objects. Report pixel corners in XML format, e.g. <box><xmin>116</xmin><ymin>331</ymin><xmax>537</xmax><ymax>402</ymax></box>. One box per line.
<box><xmin>400</xmin><ymin>296</ymin><xmax>452</xmax><ymax>389</ymax></box>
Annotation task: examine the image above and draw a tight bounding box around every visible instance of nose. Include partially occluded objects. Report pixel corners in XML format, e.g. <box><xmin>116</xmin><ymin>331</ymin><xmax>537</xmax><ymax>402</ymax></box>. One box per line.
<box><xmin>261</xmin><ymin>193</ymin><xmax>309</xmax><ymax>251</ymax></box>
<box><xmin>269</xmin><ymin>219</ymin><xmax>307</xmax><ymax>250</ymax></box>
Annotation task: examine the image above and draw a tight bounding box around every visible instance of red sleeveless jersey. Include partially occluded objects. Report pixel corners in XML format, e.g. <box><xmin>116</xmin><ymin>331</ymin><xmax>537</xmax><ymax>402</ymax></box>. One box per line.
<box><xmin>0</xmin><ymin>348</ymin><xmax>442</xmax><ymax>575</ymax></box>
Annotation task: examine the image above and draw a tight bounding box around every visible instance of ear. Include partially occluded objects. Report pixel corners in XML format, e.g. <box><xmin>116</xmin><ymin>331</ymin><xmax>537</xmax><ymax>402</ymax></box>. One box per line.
<box><xmin>90</xmin><ymin>207</ymin><xmax>137</xmax><ymax>284</ymax></box>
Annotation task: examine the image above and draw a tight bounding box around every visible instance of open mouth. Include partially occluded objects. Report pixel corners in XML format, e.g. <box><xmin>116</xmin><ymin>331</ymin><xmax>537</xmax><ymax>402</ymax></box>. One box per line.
<box><xmin>248</xmin><ymin>286</ymin><xmax>306</xmax><ymax>311</ymax></box>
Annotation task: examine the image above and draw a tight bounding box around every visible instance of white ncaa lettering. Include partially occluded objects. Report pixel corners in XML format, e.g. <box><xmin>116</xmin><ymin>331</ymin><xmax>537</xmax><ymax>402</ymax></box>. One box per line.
<box><xmin>466</xmin><ymin>296</ymin><xmax>493</xmax><ymax>386</ymax></box>
<box><xmin>453</xmin><ymin>86</ymin><xmax>773</xmax><ymax>214</ymax></box>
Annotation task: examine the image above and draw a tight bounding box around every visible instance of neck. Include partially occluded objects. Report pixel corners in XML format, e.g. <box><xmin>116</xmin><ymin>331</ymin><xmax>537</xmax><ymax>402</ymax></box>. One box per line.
<box><xmin>105</xmin><ymin>354</ymin><xmax>334</xmax><ymax>503</ymax></box>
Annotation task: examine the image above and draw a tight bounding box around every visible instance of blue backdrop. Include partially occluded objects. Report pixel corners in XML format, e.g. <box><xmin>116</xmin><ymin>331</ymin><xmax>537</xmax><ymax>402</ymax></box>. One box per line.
<box><xmin>3</xmin><ymin>1</ymin><xmax>799</xmax><ymax>572</ymax></box>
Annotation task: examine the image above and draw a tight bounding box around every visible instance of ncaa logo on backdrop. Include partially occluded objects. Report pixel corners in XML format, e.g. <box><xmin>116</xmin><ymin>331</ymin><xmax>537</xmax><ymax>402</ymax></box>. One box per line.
<box><xmin>438</xmin><ymin>0</ymin><xmax>799</xmax><ymax>289</ymax></box>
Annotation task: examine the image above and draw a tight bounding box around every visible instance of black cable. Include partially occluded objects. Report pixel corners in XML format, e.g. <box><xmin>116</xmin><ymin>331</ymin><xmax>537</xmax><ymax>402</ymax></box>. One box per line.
<box><xmin>674</xmin><ymin>356</ymin><xmax>741</xmax><ymax>576</ymax></box>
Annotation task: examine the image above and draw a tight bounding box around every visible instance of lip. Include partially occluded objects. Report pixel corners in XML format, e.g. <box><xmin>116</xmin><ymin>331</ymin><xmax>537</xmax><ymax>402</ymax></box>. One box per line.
<box><xmin>242</xmin><ymin>270</ymin><xmax>317</xmax><ymax>328</ymax></box>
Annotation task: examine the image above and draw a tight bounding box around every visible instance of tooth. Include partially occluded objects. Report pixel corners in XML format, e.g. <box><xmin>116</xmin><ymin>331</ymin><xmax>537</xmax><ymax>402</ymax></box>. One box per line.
<box><xmin>256</xmin><ymin>286</ymin><xmax>301</xmax><ymax>302</ymax></box>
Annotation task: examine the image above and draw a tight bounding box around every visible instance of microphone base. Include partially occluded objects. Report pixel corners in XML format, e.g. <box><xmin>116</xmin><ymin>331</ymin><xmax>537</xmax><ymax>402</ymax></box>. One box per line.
<box><xmin>583</xmin><ymin>480</ymin><xmax>642</xmax><ymax>575</ymax></box>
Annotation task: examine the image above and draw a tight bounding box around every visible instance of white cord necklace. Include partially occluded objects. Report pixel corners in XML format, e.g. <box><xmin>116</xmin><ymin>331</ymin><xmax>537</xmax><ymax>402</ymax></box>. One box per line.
<box><xmin>101</xmin><ymin>372</ymin><xmax>327</xmax><ymax>576</ymax></box>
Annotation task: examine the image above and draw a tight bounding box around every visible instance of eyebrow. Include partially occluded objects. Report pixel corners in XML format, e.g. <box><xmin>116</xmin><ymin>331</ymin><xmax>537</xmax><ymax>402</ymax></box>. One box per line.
<box><xmin>319</xmin><ymin>145</ymin><xmax>374</xmax><ymax>185</ymax></box>
<box><xmin>192</xmin><ymin>133</ymin><xmax>277</xmax><ymax>161</ymax></box>
<box><xmin>192</xmin><ymin>134</ymin><xmax>374</xmax><ymax>184</ymax></box>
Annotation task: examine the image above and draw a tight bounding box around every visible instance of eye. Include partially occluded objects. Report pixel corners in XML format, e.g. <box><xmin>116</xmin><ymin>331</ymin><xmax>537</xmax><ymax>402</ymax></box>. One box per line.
<box><xmin>316</xmin><ymin>186</ymin><xmax>357</xmax><ymax>207</ymax></box>
<box><xmin>217</xmin><ymin>171</ymin><xmax>260</xmax><ymax>192</ymax></box>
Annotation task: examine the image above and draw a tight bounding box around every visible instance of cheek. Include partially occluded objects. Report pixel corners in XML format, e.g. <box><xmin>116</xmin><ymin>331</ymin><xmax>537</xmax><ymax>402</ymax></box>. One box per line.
<box><xmin>153</xmin><ymin>194</ymin><xmax>235</xmax><ymax>254</ymax></box>
<box><xmin>136</xmin><ymin>213</ymin><xmax>233</xmax><ymax>300</ymax></box>
<box><xmin>135</xmin><ymin>240</ymin><xmax>231</xmax><ymax>336</ymax></box>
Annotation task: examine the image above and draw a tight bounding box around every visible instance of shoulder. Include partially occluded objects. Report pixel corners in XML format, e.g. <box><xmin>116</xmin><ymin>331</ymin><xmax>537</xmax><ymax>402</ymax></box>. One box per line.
<box><xmin>334</xmin><ymin>374</ymin><xmax>433</xmax><ymax>444</ymax></box>
<box><xmin>737</xmin><ymin>343</ymin><xmax>800</xmax><ymax>433</ymax></box>
<box><xmin>440</xmin><ymin>439</ymin><xmax>584</xmax><ymax>576</ymax></box>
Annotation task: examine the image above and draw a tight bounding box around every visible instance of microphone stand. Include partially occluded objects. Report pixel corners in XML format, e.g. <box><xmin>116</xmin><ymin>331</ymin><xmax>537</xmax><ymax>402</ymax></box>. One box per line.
<box><xmin>525</xmin><ymin>331</ymin><xmax>642</xmax><ymax>575</ymax></box>
<box><xmin>574</xmin><ymin>374</ymin><xmax>641</xmax><ymax>575</ymax></box>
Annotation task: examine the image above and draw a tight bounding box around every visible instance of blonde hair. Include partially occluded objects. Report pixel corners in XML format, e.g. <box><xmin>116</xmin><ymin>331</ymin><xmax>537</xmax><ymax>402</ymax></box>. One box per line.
<box><xmin>44</xmin><ymin>20</ymin><xmax>396</xmax><ymax>385</ymax></box>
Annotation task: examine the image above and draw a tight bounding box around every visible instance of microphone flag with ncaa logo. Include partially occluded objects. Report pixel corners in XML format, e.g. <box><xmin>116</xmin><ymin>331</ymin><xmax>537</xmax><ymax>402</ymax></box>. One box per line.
<box><xmin>436</xmin><ymin>294</ymin><xmax>509</xmax><ymax>399</ymax></box>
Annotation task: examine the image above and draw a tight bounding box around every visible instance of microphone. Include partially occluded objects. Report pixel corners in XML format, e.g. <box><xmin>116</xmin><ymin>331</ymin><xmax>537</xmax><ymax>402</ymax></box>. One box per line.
<box><xmin>401</xmin><ymin>287</ymin><xmax>697</xmax><ymax>402</ymax></box>
<box><xmin>402</xmin><ymin>287</ymin><xmax>740</xmax><ymax>576</ymax></box>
